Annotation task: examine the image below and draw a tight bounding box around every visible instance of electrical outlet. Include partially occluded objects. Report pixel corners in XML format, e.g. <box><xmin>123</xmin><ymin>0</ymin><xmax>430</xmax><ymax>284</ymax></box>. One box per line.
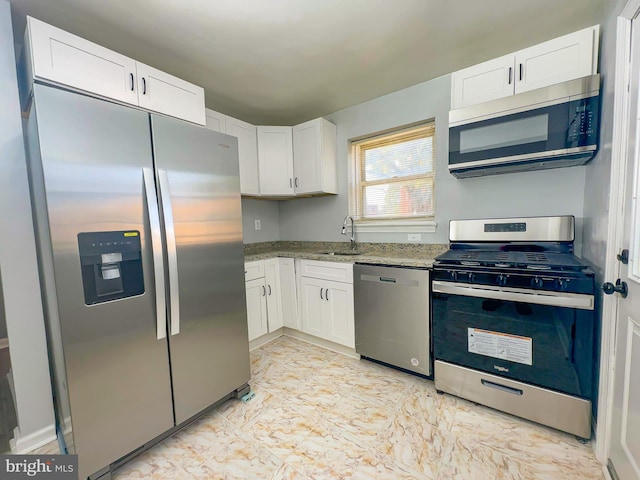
<box><xmin>254</xmin><ymin>219</ymin><xmax>261</xmax><ymax>231</ymax></box>
<box><xmin>408</xmin><ymin>233</ymin><xmax>421</xmax><ymax>242</ymax></box>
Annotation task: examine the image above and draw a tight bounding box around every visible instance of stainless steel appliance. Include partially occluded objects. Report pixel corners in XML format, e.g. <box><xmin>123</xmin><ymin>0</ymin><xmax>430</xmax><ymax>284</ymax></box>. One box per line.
<box><xmin>354</xmin><ymin>264</ymin><xmax>431</xmax><ymax>376</ymax></box>
<box><xmin>24</xmin><ymin>83</ymin><xmax>250</xmax><ymax>479</ymax></box>
<box><xmin>432</xmin><ymin>216</ymin><xmax>595</xmax><ymax>439</ymax></box>
<box><xmin>448</xmin><ymin>75</ymin><xmax>600</xmax><ymax>178</ymax></box>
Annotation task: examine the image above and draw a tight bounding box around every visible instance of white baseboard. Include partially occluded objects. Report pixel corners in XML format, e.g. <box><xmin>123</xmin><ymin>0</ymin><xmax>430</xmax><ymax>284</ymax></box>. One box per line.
<box><xmin>283</xmin><ymin>328</ymin><xmax>359</xmax><ymax>359</ymax></box>
<box><xmin>10</xmin><ymin>424</ymin><xmax>57</xmax><ymax>454</ymax></box>
<box><xmin>249</xmin><ymin>329</ymin><xmax>284</xmax><ymax>351</ymax></box>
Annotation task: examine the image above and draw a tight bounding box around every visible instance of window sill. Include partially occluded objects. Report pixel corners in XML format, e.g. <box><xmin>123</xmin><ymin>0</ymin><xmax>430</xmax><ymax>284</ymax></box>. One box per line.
<box><xmin>354</xmin><ymin>220</ymin><xmax>437</xmax><ymax>234</ymax></box>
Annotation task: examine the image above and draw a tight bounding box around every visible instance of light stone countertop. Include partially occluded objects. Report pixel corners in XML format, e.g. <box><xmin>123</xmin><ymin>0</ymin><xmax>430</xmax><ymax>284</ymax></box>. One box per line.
<box><xmin>243</xmin><ymin>241</ymin><xmax>448</xmax><ymax>268</ymax></box>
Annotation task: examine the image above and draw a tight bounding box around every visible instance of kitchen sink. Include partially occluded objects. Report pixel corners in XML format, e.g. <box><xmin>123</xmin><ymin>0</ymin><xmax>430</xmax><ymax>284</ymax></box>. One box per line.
<box><xmin>318</xmin><ymin>251</ymin><xmax>363</xmax><ymax>256</ymax></box>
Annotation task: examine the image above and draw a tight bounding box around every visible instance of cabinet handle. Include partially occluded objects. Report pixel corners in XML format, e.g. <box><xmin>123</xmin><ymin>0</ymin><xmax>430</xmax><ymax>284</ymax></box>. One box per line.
<box><xmin>268</xmin><ymin>284</ymin><xmax>272</xmax><ymax>296</ymax></box>
<box><xmin>262</xmin><ymin>285</ymin><xmax>266</xmax><ymax>296</ymax></box>
<box><xmin>325</xmin><ymin>289</ymin><xmax>329</xmax><ymax>301</ymax></box>
<box><xmin>519</xmin><ymin>63</ymin><xmax>523</xmax><ymax>81</ymax></box>
<box><xmin>508</xmin><ymin>67</ymin><xmax>512</xmax><ymax>85</ymax></box>
<box><xmin>142</xmin><ymin>77</ymin><xmax>147</xmax><ymax>95</ymax></box>
<box><xmin>295</xmin><ymin>177</ymin><xmax>299</xmax><ymax>188</ymax></box>
<box><xmin>130</xmin><ymin>73</ymin><xmax>134</xmax><ymax>91</ymax></box>
<box><xmin>320</xmin><ymin>288</ymin><xmax>324</xmax><ymax>300</ymax></box>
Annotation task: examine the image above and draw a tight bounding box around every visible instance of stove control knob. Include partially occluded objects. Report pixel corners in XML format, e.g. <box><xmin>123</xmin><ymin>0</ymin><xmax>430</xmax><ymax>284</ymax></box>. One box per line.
<box><xmin>531</xmin><ymin>277</ymin><xmax>544</xmax><ymax>288</ymax></box>
<box><xmin>556</xmin><ymin>278</ymin><xmax>568</xmax><ymax>291</ymax></box>
<box><xmin>496</xmin><ymin>274</ymin><xmax>508</xmax><ymax>286</ymax></box>
<box><xmin>449</xmin><ymin>270</ymin><xmax>458</xmax><ymax>281</ymax></box>
<box><xmin>468</xmin><ymin>272</ymin><xmax>476</xmax><ymax>283</ymax></box>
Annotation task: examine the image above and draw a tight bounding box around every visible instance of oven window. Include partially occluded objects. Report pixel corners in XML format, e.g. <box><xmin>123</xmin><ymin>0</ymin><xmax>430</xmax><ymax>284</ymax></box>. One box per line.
<box><xmin>432</xmin><ymin>292</ymin><xmax>594</xmax><ymax>399</ymax></box>
<box><xmin>459</xmin><ymin>114</ymin><xmax>549</xmax><ymax>154</ymax></box>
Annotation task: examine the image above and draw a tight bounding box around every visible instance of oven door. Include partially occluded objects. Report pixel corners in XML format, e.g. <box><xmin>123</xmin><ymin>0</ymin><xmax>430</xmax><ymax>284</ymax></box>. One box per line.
<box><xmin>432</xmin><ymin>280</ymin><xmax>595</xmax><ymax>399</ymax></box>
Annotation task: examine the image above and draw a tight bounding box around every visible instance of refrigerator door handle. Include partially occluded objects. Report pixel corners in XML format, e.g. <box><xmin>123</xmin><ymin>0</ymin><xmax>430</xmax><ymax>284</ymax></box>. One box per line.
<box><xmin>143</xmin><ymin>168</ymin><xmax>167</xmax><ymax>340</ymax></box>
<box><xmin>158</xmin><ymin>169</ymin><xmax>181</xmax><ymax>336</ymax></box>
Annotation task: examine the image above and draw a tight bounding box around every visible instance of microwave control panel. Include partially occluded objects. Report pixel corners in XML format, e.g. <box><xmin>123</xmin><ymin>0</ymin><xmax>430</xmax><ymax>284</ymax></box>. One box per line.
<box><xmin>567</xmin><ymin>95</ymin><xmax>599</xmax><ymax>147</ymax></box>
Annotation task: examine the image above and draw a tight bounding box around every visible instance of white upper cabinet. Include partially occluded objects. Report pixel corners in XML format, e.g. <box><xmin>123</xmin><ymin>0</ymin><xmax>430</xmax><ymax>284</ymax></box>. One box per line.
<box><xmin>204</xmin><ymin>109</ymin><xmax>259</xmax><ymax>196</ymax></box>
<box><xmin>205</xmin><ymin>109</ymin><xmax>227</xmax><ymax>133</ymax></box>
<box><xmin>227</xmin><ymin>116</ymin><xmax>260</xmax><ymax>196</ymax></box>
<box><xmin>451</xmin><ymin>54</ymin><xmax>515</xmax><ymax>109</ymax></box>
<box><xmin>135</xmin><ymin>62</ymin><xmax>205</xmax><ymax>125</ymax></box>
<box><xmin>451</xmin><ymin>25</ymin><xmax>599</xmax><ymax>109</ymax></box>
<box><xmin>25</xmin><ymin>17</ymin><xmax>138</xmax><ymax>106</ymax></box>
<box><xmin>24</xmin><ymin>16</ymin><xmax>206</xmax><ymax>125</ymax></box>
<box><xmin>257</xmin><ymin>126</ymin><xmax>295</xmax><ymax>196</ymax></box>
<box><xmin>514</xmin><ymin>27</ymin><xmax>597</xmax><ymax>94</ymax></box>
<box><xmin>293</xmin><ymin>118</ymin><xmax>338</xmax><ymax>195</ymax></box>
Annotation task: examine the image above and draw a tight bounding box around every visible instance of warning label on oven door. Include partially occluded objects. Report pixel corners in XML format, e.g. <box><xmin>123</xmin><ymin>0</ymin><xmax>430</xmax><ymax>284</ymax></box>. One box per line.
<box><xmin>468</xmin><ymin>328</ymin><xmax>533</xmax><ymax>366</ymax></box>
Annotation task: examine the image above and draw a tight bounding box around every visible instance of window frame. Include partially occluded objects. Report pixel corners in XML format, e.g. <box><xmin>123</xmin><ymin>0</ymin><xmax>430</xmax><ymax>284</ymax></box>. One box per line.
<box><xmin>349</xmin><ymin>122</ymin><xmax>436</xmax><ymax>226</ymax></box>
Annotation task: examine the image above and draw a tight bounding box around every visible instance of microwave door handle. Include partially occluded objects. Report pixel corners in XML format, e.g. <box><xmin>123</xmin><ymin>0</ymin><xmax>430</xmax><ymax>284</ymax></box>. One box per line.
<box><xmin>158</xmin><ymin>169</ymin><xmax>181</xmax><ymax>336</ymax></box>
<box><xmin>143</xmin><ymin>168</ymin><xmax>166</xmax><ymax>340</ymax></box>
<box><xmin>431</xmin><ymin>281</ymin><xmax>594</xmax><ymax>310</ymax></box>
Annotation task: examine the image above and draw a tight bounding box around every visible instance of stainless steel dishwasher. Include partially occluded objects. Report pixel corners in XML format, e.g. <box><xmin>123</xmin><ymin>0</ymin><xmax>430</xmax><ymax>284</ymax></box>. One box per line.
<box><xmin>354</xmin><ymin>264</ymin><xmax>431</xmax><ymax>376</ymax></box>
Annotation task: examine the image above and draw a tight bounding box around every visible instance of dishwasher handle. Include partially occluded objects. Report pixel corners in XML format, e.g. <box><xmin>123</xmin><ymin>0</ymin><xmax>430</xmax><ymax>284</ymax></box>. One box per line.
<box><xmin>359</xmin><ymin>273</ymin><xmax>420</xmax><ymax>287</ymax></box>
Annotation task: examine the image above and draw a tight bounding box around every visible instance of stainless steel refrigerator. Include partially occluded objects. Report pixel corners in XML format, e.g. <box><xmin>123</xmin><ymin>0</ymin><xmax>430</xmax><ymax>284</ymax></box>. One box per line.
<box><xmin>24</xmin><ymin>83</ymin><xmax>251</xmax><ymax>479</ymax></box>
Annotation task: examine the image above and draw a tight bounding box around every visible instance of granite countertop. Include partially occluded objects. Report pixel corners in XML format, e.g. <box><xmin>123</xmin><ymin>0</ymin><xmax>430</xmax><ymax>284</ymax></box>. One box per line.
<box><xmin>244</xmin><ymin>241</ymin><xmax>448</xmax><ymax>268</ymax></box>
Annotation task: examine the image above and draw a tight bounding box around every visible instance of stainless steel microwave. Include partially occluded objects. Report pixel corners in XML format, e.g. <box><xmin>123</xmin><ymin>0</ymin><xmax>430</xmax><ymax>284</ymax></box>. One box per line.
<box><xmin>448</xmin><ymin>74</ymin><xmax>600</xmax><ymax>178</ymax></box>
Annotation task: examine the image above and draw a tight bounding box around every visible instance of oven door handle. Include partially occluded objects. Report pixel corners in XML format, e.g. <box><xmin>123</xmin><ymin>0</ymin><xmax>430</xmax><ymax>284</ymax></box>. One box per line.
<box><xmin>432</xmin><ymin>281</ymin><xmax>594</xmax><ymax>310</ymax></box>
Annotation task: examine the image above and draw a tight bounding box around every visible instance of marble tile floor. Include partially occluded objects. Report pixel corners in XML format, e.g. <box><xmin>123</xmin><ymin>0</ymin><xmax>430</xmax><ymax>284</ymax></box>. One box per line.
<box><xmin>107</xmin><ymin>335</ymin><xmax>602</xmax><ymax>479</ymax></box>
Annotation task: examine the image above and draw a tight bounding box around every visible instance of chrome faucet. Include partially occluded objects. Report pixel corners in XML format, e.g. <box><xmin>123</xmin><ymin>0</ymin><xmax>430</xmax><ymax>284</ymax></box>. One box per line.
<box><xmin>341</xmin><ymin>215</ymin><xmax>355</xmax><ymax>248</ymax></box>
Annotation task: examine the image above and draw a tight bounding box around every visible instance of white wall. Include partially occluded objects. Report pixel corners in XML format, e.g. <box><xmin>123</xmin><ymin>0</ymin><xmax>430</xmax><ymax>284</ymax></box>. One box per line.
<box><xmin>582</xmin><ymin>0</ymin><xmax>626</xmax><ymax>275</ymax></box>
<box><xmin>279</xmin><ymin>74</ymin><xmax>587</xmax><ymax>245</ymax></box>
<box><xmin>0</xmin><ymin>0</ymin><xmax>55</xmax><ymax>449</ymax></box>
<box><xmin>241</xmin><ymin>198</ymin><xmax>280</xmax><ymax>243</ymax></box>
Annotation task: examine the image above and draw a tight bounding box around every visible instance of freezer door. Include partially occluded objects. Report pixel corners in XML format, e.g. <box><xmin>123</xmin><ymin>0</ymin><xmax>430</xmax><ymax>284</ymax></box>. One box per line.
<box><xmin>28</xmin><ymin>85</ymin><xmax>174</xmax><ymax>479</ymax></box>
<box><xmin>151</xmin><ymin>115</ymin><xmax>250</xmax><ymax>424</ymax></box>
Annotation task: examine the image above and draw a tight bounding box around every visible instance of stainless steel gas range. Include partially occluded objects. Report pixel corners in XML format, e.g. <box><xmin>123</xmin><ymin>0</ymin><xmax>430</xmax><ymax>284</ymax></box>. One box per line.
<box><xmin>431</xmin><ymin>216</ymin><xmax>596</xmax><ymax>440</ymax></box>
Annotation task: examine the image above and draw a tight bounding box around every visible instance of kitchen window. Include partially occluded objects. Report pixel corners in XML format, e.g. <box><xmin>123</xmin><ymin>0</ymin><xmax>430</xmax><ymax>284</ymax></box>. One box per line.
<box><xmin>350</xmin><ymin>122</ymin><xmax>435</xmax><ymax>228</ymax></box>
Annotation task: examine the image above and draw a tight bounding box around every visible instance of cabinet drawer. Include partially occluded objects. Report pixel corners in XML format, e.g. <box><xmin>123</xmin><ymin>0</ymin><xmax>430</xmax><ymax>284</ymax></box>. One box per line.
<box><xmin>299</xmin><ymin>260</ymin><xmax>353</xmax><ymax>283</ymax></box>
<box><xmin>244</xmin><ymin>260</ymin><xmax>264</xmax><ymax>281</ymax></box>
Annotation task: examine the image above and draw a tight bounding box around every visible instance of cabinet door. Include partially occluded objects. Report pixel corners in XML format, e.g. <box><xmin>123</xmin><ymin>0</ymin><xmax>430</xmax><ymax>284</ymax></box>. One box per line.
<box><xmin>515</xmin><ymin>26</ymin><xmax>597</xmax><ymax>94</ymax></box>
<box><xmin>245</xmin><ymin>278</ymin><xmax>268</xmax><ymax>341</ymax></box>
<box><xmin>451</xmin><ymin>54</ymin><xmax>515</xmax><ymax>109</ymax></box>
<box><xmin>264</xmin><ymin>259</ymin><xmax>283</xmax><ymax>331</ymax></box>
<box><xmin>293</xmin><ymin>119</ymin><xmax>322</xmax><ymax>194</ymax></box>
<box><xmin>279</xmin><ymin>258</ymin><xmax>298</xmax><ymax>330</ymax></box>
<box><xmin>299</xmin><ymin>277</ymin><xmax>325</xmax><ymax>338</ymax></box>
<box><xmin>324</xmin><ymin>281</ymin><xmax>355</xmax><ymax>348</ymax></box>
<box><xmin>257</xmin><ymin>126</ymin><xmax>295</xmax><ymax>196</ymax></box>
<box><xmin>136</xmin><ymin>62</ymin><xmax>205</xmax><ymax>125</ymax></box>
<box><xmin>26</xmin><ymin>17</ymin><xmax>138</xmax><ymax>106</ymax></box>
<box><xmin>227</xmin><ymin>116</ymin><xmax>260</xmax><ymax>196</ymax></box>
<box><xmin>205</xmin><ymin>108</ymin><xmax>226</xmax><ymax>133</ymax></box>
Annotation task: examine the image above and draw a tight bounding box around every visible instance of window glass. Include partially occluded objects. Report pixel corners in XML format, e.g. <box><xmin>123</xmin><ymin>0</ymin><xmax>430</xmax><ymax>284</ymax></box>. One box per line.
<box><xmin>352</xmin><ymin>123</ymin><xmax>435</xmax><ymax>221</ymax></box>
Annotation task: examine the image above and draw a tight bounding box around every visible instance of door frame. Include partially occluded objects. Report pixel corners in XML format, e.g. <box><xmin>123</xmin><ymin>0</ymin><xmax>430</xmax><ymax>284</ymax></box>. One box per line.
<box><xmin>596</xmin><ymin>0</ymin><xmax>640</xmax><ymax>468</ymax></box>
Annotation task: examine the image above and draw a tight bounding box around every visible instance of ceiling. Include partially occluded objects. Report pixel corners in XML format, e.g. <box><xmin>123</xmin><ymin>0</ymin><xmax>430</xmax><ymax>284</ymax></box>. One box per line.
<box><xmin>9</xmin><ymin>0</ymin><xmax>603</xmax><ymax>125</ymax></box>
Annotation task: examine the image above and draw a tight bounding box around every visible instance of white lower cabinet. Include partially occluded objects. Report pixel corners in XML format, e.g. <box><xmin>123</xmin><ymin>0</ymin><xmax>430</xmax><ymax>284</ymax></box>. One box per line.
<box><xmin>245</xmin><ymin>277</ymin><xmax>268</xmax><ymax>341</ymax></box>
<box><xmin>299</xmin><ymin>260</ymin><xmax>354</xmax><ymax>348</ymax></box>
<box><xmin>279</xmin><ymin>258</ymin><xmax>299</xmax><ymax>329</ymax></box>
<box><xmin>244</xmin><ymin>258</ymin><xmax>297</xmax><ymax>341</ymax></box>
